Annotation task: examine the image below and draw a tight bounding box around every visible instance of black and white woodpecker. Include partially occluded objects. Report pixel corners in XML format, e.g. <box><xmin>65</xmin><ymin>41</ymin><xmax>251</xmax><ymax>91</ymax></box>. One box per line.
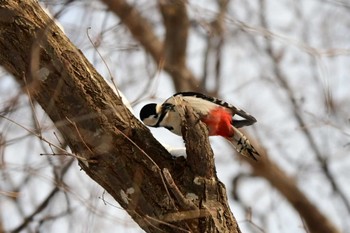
<box><xmin>140</xmin><ymin>92</ymin><xmax>260</xmax><ymax>161</ymax></box>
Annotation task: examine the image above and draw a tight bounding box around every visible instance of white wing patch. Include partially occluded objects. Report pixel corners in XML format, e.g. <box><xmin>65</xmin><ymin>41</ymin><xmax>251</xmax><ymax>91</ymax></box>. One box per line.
<box><xmin>168</xmin><ymin>92</ymin><xmax>257</xmax><ymax>128</ymax></box>
<box><xmin>165</xmin><ymin>95</ymin><xmax>220</xmax><ymax>116</ymax></box>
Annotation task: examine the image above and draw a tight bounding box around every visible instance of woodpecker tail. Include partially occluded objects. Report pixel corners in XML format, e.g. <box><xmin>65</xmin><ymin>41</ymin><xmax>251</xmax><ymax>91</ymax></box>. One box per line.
<box><xmin>226</xmin><ymin>127</ymin><xmax>260</xmax><ymax>161</ymax></box>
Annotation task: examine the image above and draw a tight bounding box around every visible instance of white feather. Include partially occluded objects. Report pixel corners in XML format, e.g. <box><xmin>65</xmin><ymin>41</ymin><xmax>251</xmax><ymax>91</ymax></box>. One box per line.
<box><xmin>162</xmin><ymin>144</ymin><xmax>187</xmax><ymax>158</ymax></box>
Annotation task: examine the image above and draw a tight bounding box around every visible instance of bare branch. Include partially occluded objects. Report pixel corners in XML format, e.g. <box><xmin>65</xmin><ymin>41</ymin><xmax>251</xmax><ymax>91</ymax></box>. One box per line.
<box><xmin>100</xmin><ymin>0</ymin><xmax>201</xmax><ymax>91</ymax></box>
<box><xmin>239</xmin><ymin>135</ymin><xmax>340</xmax><ymax>233</ymax></box>
<box><xmin>259</xmin><ymin>0</ymin><xmax>350</xmax><ymax>217</ymax></box>
<box><xmin>0</xmin><ymin>1</ymin><xmax>242</xmax><ymax>232</ymax></box>
<box><xmin>10</xmin><ymin>159</ymin><xmax>74</xmax><ymax>233</ymax></box>
<box><xmin>200</xmin><ymin>0</ymin><xmax>228</xmax><ymax>95</ymax></box>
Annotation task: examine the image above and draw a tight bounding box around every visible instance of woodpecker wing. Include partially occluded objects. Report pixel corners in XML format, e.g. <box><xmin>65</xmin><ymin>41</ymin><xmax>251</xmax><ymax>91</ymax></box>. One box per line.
<box><xmin>171</xmin><ymin>92</ymin><xmax>257</xmax><ymax>128</ymax></box>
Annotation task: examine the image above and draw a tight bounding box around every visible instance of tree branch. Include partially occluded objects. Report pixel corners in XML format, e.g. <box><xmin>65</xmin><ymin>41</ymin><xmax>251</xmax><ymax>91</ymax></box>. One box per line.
<box><xmin>0</xmin><ymin>1</ymin><xmax>241</xmax><ymax>232</ymax></box>
<box><xmin>100</xmin><ymin>0</ymin><xmax>201</xmax><ymax>92</ymax></box>
<box><xmin>201</xmin><ymin>0</ymin><xmax>228</xmax><ymax>95</ymax></box>
<box><xmin>238</xmin><ymin>134</ymin><xmax>340</xmax><ymax>233</ymax></box>
<box><xmin>97</xmin><ymin>0</ymin><xmax>341</xmax><ymax>231</ymax></box>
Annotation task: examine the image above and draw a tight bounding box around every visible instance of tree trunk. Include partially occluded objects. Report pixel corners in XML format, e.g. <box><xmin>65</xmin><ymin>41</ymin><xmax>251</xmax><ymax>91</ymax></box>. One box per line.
<box><xmin>0</xmin><ymin>1</ymin><xmax>241</xmax><ymax>232</ymax></box>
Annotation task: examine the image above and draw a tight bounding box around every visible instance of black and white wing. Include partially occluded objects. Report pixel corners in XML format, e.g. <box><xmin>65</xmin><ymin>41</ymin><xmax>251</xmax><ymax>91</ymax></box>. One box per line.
<box><xmin>171</xmin><ymin>92</ymin><xmax>257</xmax><ymax>128</ymax></box>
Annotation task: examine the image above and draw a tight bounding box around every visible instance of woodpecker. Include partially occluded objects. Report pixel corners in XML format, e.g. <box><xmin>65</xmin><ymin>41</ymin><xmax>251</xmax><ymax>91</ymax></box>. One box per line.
<box><xmin>140</xmin><ymin>92</ymin><xmax>260</xmax><ymax>161</ymax></box>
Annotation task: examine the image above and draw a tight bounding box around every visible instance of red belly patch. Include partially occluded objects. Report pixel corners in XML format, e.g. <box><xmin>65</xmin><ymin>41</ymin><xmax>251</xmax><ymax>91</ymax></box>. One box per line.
<box><xmin>201</xmin><ymin>107</ymin><xmax>234</xmax><ymax>137</ymax></box>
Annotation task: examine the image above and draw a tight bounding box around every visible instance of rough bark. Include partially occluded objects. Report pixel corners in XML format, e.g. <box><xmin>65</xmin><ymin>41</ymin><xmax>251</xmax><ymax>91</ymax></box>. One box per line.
<box><xmin>0</xmin><ymin>1</ymin><xmax>240</xmax><ymax>232</ymax></box>
<box><xmin>96</xmin><ymin>1</ymin><xmax>341</xmax><ymax>233</ymax></box>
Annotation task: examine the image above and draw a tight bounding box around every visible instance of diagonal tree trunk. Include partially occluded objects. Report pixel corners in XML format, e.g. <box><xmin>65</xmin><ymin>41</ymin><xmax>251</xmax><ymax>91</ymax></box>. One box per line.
<box><xmin>97</xmin><ymin>1</ymin><xmax>341</xmax><ymax>233</ymax></box>
<box><xmin>0</xmin><ymin>1</ymin><xmax>241</xmax><ymax>232</ymax></box>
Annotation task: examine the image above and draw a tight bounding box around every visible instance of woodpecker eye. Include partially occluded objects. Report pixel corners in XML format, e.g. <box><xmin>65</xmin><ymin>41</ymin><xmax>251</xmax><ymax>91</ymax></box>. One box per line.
<box><xmin>140</xmin><ymin>103</ymin><xmax>158</xmax><ymax>121</ymax></box>
<box><xmin>162</xmin><ymin>103</ymin><xmax>174</xmax><ymax>111</ymax></box>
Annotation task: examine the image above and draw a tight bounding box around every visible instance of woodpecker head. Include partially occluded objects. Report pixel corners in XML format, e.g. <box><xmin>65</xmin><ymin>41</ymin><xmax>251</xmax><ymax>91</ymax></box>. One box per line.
<box><xmin>139</xmin><ymin>103</ymin><xmax>160</xmax><ymax>127</ymax></box>
<box><xmin>140</xmin><ymin>102</ymin><xmax>181</xmax><ymax>134</ymax></box>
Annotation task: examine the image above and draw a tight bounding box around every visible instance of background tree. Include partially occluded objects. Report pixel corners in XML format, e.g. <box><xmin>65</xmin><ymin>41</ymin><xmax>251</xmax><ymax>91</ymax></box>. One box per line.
<box><xmin>0</xmin><ymin>0</ymin><xmax>349</xmax><ymax>233</ymax></box>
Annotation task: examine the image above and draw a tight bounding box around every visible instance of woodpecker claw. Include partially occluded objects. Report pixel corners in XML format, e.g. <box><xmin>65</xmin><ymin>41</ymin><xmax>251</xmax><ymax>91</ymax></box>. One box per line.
<box><xmin>227</xmin><ymin>127</ymin><xmax>260</xmax><ymax>161</ymax></box>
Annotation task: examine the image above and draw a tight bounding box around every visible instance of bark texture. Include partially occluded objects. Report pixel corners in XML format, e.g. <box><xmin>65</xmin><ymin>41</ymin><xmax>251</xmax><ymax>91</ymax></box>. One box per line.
<box><xmin>96</xmin><ymin>1</ymin><xmax>341</xmax><ymax>233</ymax></box>
<box><xmin>0</xmin><ymin>1</ymin><xmax>240</xmax><ymax>232</ymax></box>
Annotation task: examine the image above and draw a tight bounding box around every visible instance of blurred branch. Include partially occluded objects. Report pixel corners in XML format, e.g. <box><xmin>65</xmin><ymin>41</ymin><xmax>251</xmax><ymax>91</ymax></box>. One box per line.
<box><xmin>259</xmin><ymin>0</ymin><xmax>350</xmax><ymax>215</ymax></box>
<box><xmin>201</xmin><ymin>0</ymin><xmax>228</xmax><ymax>95</ymax></box>
<box><xmin>241</xmin><ymin>139</ymin><xmax>340</xmax><ymax>233</ymax></box>
<box><xmin>159</xmin><ymin>0</ymin><xmax>188</xmax><ymax>71</ymax></box>
<box><xmin>215</xmin><ymin>1</ymin><xmax>342</xmax><ymax>233</ymax></box>
<box><xmin>104</xmin><ymin>0</ymin><xmax>343</xmax><ymax>231</ymax></box>
<box><xmin>10</xmin><ymin>159</ymin><xmax>74</xmax><ymax>233</ymax></box>
<box><xmin>10</xmin><ymin>188</ymin><xmax>59</xmax><ymax>233</ymax></box>
<box><xmin>0</xmin><ymin>1</ymin><xmax>242</xmax><ymax>232</ymax></box>
<box><xmin>100</xmin><ymin>0</ymin><xmax>162</xmax><ymax>62</ymax></box>
<box><xmin>100</xmin><ymin>0</ymin><xmax>201</xmax><ymax>92</ymax></box>
<box><xmin>158</xmin><ymin>0</ymin><xmax>200</xmax><ymax>91</ymax></box>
